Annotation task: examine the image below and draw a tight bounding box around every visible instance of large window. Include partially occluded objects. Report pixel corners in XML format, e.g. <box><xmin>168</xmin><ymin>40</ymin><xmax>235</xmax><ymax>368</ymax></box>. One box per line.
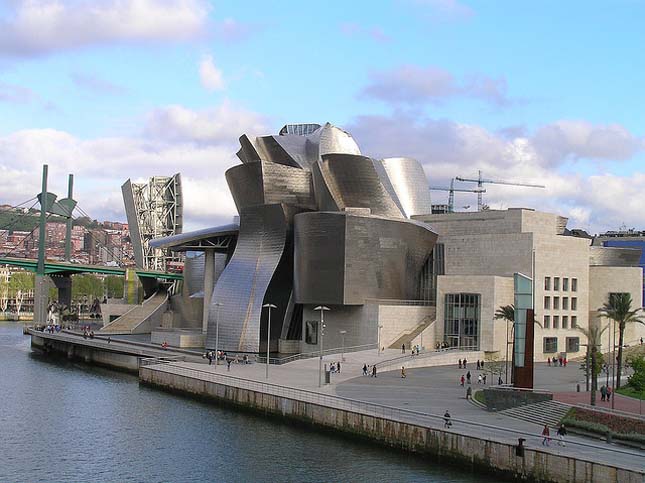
<box><xmin>566</xmin><ymin>337</ymin><xmax>580</xmax><ymax>353</ymax></box>
<box><xmin>553</xmin><ymin>297</ymin><xmax>560</xmax><ymax>310</ymax></box>
<box><xmin>563</xmin><ymin>297</ymin><xmax>569</xmax><ymax>310</ymax></box>
<box><xmin>562</xmin><ymin>315</ymin><xmax>568</xmax><ymax>329</ymax></box>
<box><xmin>544</xmin><ymin>337</ymin><xmax>558</xmax><ymax>353</ymax></box>
<box><xmin>544</xmin><ymin>277</ymin><xmax>551</xmax><ymax>290</ymax></box>
<box><xmin>553</xmin><ymin>315</ymin><xmax>560</xmax><ymax>329</ymax></box>
<box><xmin>571</xmin><ymin>316</ymin><xmax>577</xmax><ymax>328</ymax></box>
<box><xmin>554</xmin><ymin>277</ymin><xmax>560</xmax><ymax>291</ymax></box>
<box><xmin>563</xmin><ymin>278</ymin><xmax>569</xmax><ymax>291</ymax></box>
<box><xmin>571</xmin><ymin>297</ymin><xmax>577</xmax><ymax>310</ymax></box>
<box><xmin>544</xmin><ymin>296</ymin><xmax>551</xmax><ymax>310</ymax></box>
<box><xmin>544</xmin><ymin>315</ymin><xmax>551</xmax><ymax>329</ymax></box>
<box><xmin>572</xmin><ymin>278</ymin><xmax>578</xmax><ymax>292</ymax></box>
<box><xmin>444</xmin><ymin>293</ymin><xmax>480</xmax><ymax>349</ymax></box>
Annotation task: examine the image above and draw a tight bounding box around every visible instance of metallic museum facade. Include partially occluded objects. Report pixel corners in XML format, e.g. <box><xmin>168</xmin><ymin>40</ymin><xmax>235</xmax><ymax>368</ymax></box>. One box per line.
<box><xmin>205</xmin><ymin>123</ymin><xmax>438</xmax><ymax>353</ymax></box>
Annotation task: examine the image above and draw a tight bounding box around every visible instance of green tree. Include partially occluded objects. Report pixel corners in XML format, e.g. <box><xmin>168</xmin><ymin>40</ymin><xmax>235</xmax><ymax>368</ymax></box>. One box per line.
<box><xmin>495</xmin><ymin>304</ymin><xmax>515</xmax><ymax>382</ymax></box>
<box><xmin>578</xmin><ymin>323</ymin><xmax>609</xmax><ymax>406</ymax></box>
<box><xmin>627</xmin><ymin>355</ymin><xmax>645</xmax><ymax>392</ymax></box>
<box><xmin>71</xmin><ymin>274</ymin><xmax>103</xmax><ymax>300</ymax></box>
<box><xmin>598</xmin><ymin>293</ymin><xmax>644</xmax><ymax>389</ymax></box>
<box><xmin>9</xmin><ymin>271</ymin><xmax>34</xmax><ymax>316</ymax></box>
<box><xmin>104</xmin><ymin>276</ymin><xmax>124</xmax><ymax>299</ymax></box>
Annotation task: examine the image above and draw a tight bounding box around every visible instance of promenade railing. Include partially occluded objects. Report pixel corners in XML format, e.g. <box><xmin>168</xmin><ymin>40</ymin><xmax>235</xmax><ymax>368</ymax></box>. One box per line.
<box><xmin>143</xmin><ymin>361</ymin><xmax>645</xmax><ymax>466</ymax></box>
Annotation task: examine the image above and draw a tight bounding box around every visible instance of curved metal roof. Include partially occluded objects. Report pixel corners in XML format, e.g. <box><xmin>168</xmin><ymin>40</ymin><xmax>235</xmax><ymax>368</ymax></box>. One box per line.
<box><xmin>149</xmin><ymin>223</ymin><xmax>239</xmax><ymax>252</ymax></box>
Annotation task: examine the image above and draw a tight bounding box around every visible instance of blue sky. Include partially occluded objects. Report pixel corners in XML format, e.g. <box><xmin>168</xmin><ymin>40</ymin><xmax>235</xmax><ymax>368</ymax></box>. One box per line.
<box><xmin>1</xmin><ymin>0</ymin><xmax>644</xmax><ymax>232</ymax></box>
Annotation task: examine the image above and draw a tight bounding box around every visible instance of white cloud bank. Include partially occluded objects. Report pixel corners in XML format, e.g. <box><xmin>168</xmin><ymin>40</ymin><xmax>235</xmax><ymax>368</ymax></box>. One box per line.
<box><xmin>199</xmin><ymin>55</ymin><xmax>225</xmax><ymax>91</ymax></box>
<box><xmin>0</xmin><ymin>0</ymin><xmax>211</xmax><ymax>57</ymax></box>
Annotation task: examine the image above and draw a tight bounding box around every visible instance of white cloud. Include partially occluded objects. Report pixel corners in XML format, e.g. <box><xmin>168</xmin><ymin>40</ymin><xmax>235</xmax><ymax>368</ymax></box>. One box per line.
<box><xmin>348</xmin><ymin>113</ymin><xmax>645</xmax><ymax>233</ymax></box>
<box><xmin>0</xmin><ymin>101</ymin><xmax>268</xmax><ymax>227</ymax></box>
<box><xmin>361</xmin><ymin>65</ymin><xmax>511</xmax><ymax>107</ymax></box>
<box><xmin>199</xmin><ymin>55</ymin><xmax>225</xmax><ymax>91</ymax></box>
<box><xmin>0</xmin><ymin>0</ymin><xmax>210</xmax><ymax>57</ymax></box>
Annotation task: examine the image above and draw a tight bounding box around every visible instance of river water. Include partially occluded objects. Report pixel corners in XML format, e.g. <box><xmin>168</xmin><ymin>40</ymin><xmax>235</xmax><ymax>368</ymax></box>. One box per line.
<box><xmin>0</xmin><ymin>323</ymin><xmax>495</xmax><ymax>483</ymax></box>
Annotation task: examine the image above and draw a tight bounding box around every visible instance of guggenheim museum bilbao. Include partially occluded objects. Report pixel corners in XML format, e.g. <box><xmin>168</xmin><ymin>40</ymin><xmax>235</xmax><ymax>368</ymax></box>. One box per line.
<box><xmin>152</xmin><ymin>122</ymin><xmax>645</xmax><ymax>359</ymax></box>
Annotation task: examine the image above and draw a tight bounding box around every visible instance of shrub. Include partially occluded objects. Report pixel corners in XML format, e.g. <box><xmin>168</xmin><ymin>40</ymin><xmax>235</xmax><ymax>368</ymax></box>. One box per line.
<box><xmin>627</xmin><ymin>355</ymin><xmax>645</xmax><ymax>392</ymax></box>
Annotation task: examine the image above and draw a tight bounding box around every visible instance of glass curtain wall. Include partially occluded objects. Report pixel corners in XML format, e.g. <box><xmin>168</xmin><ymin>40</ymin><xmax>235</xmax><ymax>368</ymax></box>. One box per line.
<box><xmin>444</xmin><ymin>293</ymin><xmax>480</xmax><ymax>349</ymax></box>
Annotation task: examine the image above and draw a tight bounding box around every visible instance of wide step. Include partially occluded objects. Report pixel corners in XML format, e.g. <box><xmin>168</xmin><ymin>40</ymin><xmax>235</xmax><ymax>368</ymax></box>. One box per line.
<box><xmin>498</xmin><ymin>400</ymin><xmax>571</xmax><ymax>428</ymax></box>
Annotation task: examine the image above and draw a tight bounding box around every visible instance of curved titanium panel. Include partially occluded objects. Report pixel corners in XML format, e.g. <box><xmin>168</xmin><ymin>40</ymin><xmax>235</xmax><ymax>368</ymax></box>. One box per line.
<box><xmin>236</xmin><ymin>134</ymin><xmax>262</xmax><ymax>164</ymax></box>
<box><xmin>589</xmin><ymin>246</ymin><xmax>642</xmax><ymax>267</ymax></box>
<box><xmin>319</xmin><ymin>154</ymin><xmax>405</xmax><ymax>218</ymax></box>
<box><xmin>294</xmin><ymin>212</ymin><xmax>437</xmax><ymax>305</ymax></box>
<box><xmin>226</xmin><ymin>161</ymin><xmax>315</xmax><ymax>212</ymax></box>
<box><xmin>206</xmin><ymin>204</ymin><xmax>298</xmax><ymax>352</ymax></box>
<box><xmin>318</xmin><ymin>123</ymin><xmax>361</xmax><ymax>157</ymax></box>
<box><xmin>380</xmin><ymin>157</ymin><xmax>433</xmax><ymax>218</ymax></box>
<box><xmin>184</xmin><ymin>251</ymin><xmax>228</xmax><ymax>297</ymax></box>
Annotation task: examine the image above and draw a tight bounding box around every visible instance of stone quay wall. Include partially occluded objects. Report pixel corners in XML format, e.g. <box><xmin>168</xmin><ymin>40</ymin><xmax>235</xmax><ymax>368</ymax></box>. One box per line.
<box><xmin>140</xmin><ymin>365</ymin><xmax>644</xmax><ymax>483</ymax></box>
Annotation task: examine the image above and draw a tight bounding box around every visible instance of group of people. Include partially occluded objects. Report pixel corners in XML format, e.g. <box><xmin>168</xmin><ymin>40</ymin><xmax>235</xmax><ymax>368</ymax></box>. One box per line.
<box><xmin>82</xmin><ymin>326</ymin><xmax>95</xmax><ymax>339</ymax></box>
<box><xmin>203</xmin><ymin>350</ymin><xmax>251</xmax><ymax>367</ymax></box>
<box><xmin>547</xmin><ymin>356</ymin><xmax>567</xmax><ymax>367</ymax></box>
<box><xmin>542</xmin><ymin>423</ymin><xmax>567</xmax><ymax>446</ymax></box>
<box><xmin>401</xmin><ymin>344</ymin><xmax>422</xmax><ymax>356</ymax></box>
<box><xmin>330</xmin><ymin>361</ymin><xmax>341</xmax><ymax>373</ymax></box>
<box><xmin>600</xmin><ymin>385</ymin><xmax>613</xmax><ymax>401</ymax></box>
<box><xmin>362</xmin><ymin>363</ymin><xmax>377</xmax><ymax>377</ymax></box>
<box><xmin>435</xmin><ymin>341</ymin><xmax>450</xmax><ymax>350</ymax></box>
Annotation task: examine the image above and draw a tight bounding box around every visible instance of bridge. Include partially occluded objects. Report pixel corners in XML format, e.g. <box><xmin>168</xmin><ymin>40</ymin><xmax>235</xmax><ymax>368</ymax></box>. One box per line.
<box><xmin>0</xmin><ymin>256</ymin><xmax>183</xmax><ymax>280</ymax></box>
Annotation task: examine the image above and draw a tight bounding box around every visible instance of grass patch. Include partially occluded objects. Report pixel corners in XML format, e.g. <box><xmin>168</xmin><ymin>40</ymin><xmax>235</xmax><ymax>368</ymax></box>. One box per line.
<box><xmin>616</xmin><ymin>386</ymin><xmax>645</xmax><ymax>400</ymax></box>
<box><xmin>473</xmin><ymin>390</ymin><xmax>486</xmax><ymax>405</ymax></box>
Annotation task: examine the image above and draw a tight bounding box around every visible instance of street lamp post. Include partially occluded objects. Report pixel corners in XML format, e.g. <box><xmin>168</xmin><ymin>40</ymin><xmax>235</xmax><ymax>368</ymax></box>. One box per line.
<box><xmin>377</xmin><ymin>324</ymin><xmax>383</xmax><ymax>356</ymax></box>
<box><xmin>314</xmin><ymin>306</ymin><xmax>330</xmax><ymax>387</ymax></box>
<box><xmin>262</xmin><ymin>303</ymin><xmax>277</xmax><ymax>380</ymax></box>
<box><xmin>213</xmin><ymin>302</ymin><xmax>223</xmax><ymax>371</ymax></box>
<box><xmin>339</xmin><ymin>330</ymin><xmax>347</xmax><ymax>362</ymax></box>
<box><xmin>612</xmin><ymin>319</ymin><xmax>617</xmax><ymax>410</ymax></box>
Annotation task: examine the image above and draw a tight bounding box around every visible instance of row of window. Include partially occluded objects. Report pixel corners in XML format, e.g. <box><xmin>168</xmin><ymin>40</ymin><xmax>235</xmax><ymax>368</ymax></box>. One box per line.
<box><xmin>544</xmin><ymin>296</ymin><xmax>578</xmax><ymax>310</ymax></box>
<box><xmin>543</xmin><ymin>336</ymin><xmax>580</xmax><ymax>353</ymax></box>
<box><xmin>544</xmin><ymin>276</ymin><xmax>578</xmax><ymax>292</ymax></box>
<box><xmin>543</xmin><ymin>315</ymin><xmax>577</xmax><ymax>329</ymax></box>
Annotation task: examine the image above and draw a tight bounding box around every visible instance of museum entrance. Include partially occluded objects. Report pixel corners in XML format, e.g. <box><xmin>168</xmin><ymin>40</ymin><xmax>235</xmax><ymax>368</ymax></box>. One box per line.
<box><xmin>444</xmin><ymin>293</ymin><xmax>480</xmax><ymax>349</ymax></box>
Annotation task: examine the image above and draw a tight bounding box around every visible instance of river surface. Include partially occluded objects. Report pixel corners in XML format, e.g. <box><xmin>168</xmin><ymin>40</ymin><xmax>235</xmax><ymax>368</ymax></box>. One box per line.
<box><xmin>0</xmin><ymin>323</ymin><xmax>496</xmax><ymax>483</ymax></box>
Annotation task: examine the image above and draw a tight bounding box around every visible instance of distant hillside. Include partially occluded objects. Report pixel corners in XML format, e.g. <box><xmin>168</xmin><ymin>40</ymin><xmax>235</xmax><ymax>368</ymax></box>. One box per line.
<box><xmin>0</xmin><ymin>209</ymin><xmax>67</xmax><ymax>233</ymax></box>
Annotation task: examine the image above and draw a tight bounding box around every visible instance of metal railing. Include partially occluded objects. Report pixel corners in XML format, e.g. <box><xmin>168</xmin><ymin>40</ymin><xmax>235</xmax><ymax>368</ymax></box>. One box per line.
<box><xmin>365</xmin><ymin>298</ymin><xmax>436</xmax><ymax>307</ymax></box>
<box><xmin>140</xmin><ymin>355</ymin><xmax>186</xmax><ymax>367</ymax></box>
<box><xmin>374</xmin><ymin>345</ymin><xmax>480</xmax><ymax>371</ymax></box>
<box><xmin>142</xmin><ymin>362</ymin><xmax>645</xmax><ymax>466</ymax></box>
<box><xmin>258</xmin><ymin>343</ymin><xmax>378</xmax><ymax>365</ymax></box>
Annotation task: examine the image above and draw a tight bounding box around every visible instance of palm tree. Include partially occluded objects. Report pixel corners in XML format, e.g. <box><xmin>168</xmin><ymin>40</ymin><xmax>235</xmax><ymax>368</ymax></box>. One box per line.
<box><xmin>598</xmin><ymin>293</ymin><xmax>644</xmax><ymax>389</ymax></box>
<box><xmin>495</xmin><ymin>305</ymin><xmax>515</xmax><ymax>384</ymax></box>
<box><xmin>577</xmin><ymin>324</ymin><xmax>608</xmax><ymax>406</ymax></box>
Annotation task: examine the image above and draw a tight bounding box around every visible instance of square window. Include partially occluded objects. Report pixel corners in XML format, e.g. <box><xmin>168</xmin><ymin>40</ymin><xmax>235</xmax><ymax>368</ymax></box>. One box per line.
<box><xmin>566</xmin><ymin>337</ymin><xmax>580</xmax><ymax>353</ymax></box>
<box><xmin>553</xmin><ymin>297</ymin><xmax>560</xmax><ymax>310</ymax></box>
<box><xmin>571</xmin><ymin>297</ymin><xmax>577</xmax><ymax>311</ymax></box>
<box><xmin>572</xmin><ymin>278</ymin><xmax>578</xmax><ymax>292</ymax></box>
<box><xmin>563</xmin><ymin>278</ymin><xmax>569</xmax><ymax>291</ymax></box>
<box><xmin>553</xmin><ymin>315</ymin><xmax>560</xmax><ymax>329</ymax></box>
<box><xmin>571</xmin><ymin>316</ymin><xmax>577</xmax><ymax>328</ymax></box>
<box><xmin>544</xmin><ymin>277</ymin><xmax>551</xmax><ymax>290</ymax></box>
<box><xmin>562</xmin><ymin>315</ymin><xmax>568</xmax><ymax>329</ymax></box>
<box><xmin>544</xmin><ymin>296</ymin><xmax>551</xmax><ymax>310</ymax></box>
<box><xmin>563</xmin><ymin>297</ymin><xmax>569</xmax><ymax>310</ymax></box>
<box><xmin>554</xmin><ymin>277</ymin><xmax>560</xmax><ymax>291</ymax></box>
<box><xmin>544</xmin><ymin>315</ymin><xmax>551</xmax><ymax>329</ymax></box>
<box><xmin>544</xmin><ymin>337</ymin><xmax>558</xmax><ymax>353</ymax></box>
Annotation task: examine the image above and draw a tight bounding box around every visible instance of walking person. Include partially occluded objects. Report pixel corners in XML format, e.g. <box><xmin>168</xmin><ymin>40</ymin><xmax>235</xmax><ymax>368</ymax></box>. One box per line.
<box><xmin>600</xmin><ymin>385</ymin><xmax>606</xmax><ymax>401</ymax></box>
<box><xmin>547</xmin><ymin>357</ymin><xmax>551</xmax><ymax>366</ymax></box>
<box><xmin>363</xmin><ymin>363</ymin><xmax>368</xmax><ymax>376</ymax></box>
<box><xmin>557</xmin><ymin>424</ymin><xmax>567</xmax><ymax>447</ymax></box>
<box><xmin>477</xmin><ymin>374</ymin><xmax>482</xmax><ymax>384</ymax></box>
<box><xmin>476</xmin><ymin>360</ymin><xmax>480</xmax><ymax>370</ymax></box>
<box><xmin>227</xmin><ymin>358</ymin><xmax>231</xmax><ymax>371</ymax></box>
<box><xmin>480</xmin><ymin>360</ymin><xmax>484</xmax><ymax>369</ymax></box>
<box><xmin>483</xmin><ymin>374</ymin><xmax>487</xmax><ymax>385</ymax></box>
<box><xmin>466</xmin><ymin>370</ymin><xmax>471</xmax><ymax>384</ymax></box>
<box><xmin>443</xmin><ymin>410</ymin><xmax>452</xmax><ymax>428</ymax></box>
<box><xmin>401</xmin><ymin>366</ymin><xmax>406</xmax><ymax>378</ymax></box>
<box><xmin>372</xmin><ymin>365</ymin><xmax>377</xmax><ymax>378</ymax></box>
<box><xmin>458</xmin><ymin>358</ymin><xmax>462</xmax><ymax>369</ymax></box>
<box><xmin>606</xmin><ymin>386</ymin><xmax>612</xmax><ymax>401</ymax></box>
<box><xmin>542</xmin><ymin>425</ymin><xmax>551</xmax><ymax>446</ymax></box>
<box><xmin>463</xmin><ymin>358</ymin><xmax>467</xmax><ymax>368</ymax></box>
<box><xmin>402</xmin><ymin>343</ymin><xmax>405</xmax><ymax>354</ymax></box>
<box><xmin>337</xmin><ymin>361</ymin><xmax>341</xmax><ymax>374</ymax></box>
<box><xmin>460</xmin><ymin>374</ymin><xmax>465</xmax><ymax>386</ymax></box>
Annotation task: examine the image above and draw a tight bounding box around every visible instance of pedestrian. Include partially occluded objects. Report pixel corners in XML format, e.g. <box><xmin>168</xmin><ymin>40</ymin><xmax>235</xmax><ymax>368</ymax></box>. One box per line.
<box><xmin>466</xmin><ymin>386</ymin><xmax>472</xmax><ymax>400</ymax></box>
<box><xmin>458</xmin><ymin>358</ymin><xmax>462</xmax><ymax>369</ymax></box>
<box><xmin>227</xmin><ymin>358</ymin><xmax>231</xmax><ymax>371</ymax></box>
<box><xmin>337</xmin><ymin>361</ymin><xmax>341</xmax><ymax>373</ymax></box>
<box><xmin>363</xmin><ymin>363</ymin><xmax>368</xmax><ymax>376</ymax></box>
<box><xmin>563</xmin><ymin>357</ymin><xmax>567</xmax><ymax>367</ymax></box>
<box><xmin>444</xmin><ymin>410</ymin><xmax>452</xmax><ymax>428</ymax></box>
<box><xmin>606</xmin><ymin>386</ymin><xmax>612</xmax><ymax>401</ymax></box>
<box><xmin>498</xmin><ymin>376</ymin><xmax>503</xmax><ymax>385</ymax></box>
<box><xmin>483</xmin><ymin>374</ymin><xmax>487</xmax><ymax>385</ymax></box>
<box><xmin>401</xmin><ymin>366</ymin><xmax>406</xmax><ymax>378</ymax></box>
<box><xmin>477</xmin><ymin>374</ymin><xmax>482</xmax><ymax>384</ymax></box>
<box><xmin>641</xmin><ymin>337</ymin><xmax>643</xmax><ymax>345</ymax></box>
<box><xmin>542</xmin><ymin>425</ymin><xmax>551</xmax><ymax>446</ymax></box>
<box><xmin>547</xmin><ymin>357</ymin><xmax>551</xmax><ymax>366</ymax></box>
<box><xmin>559</xmin><ymin>356</ymin><xmax>563</xmax><ymax>367</ymax></box>
<box><xmin>476</xmin><ymin>360</ymin><xmax>480</xmax><ymax>370</ymax></box>
<box><xmin>207</xmin><ymin>352</ymin><xmax>213</xmax><ymax>366</ymax></box>
<box><xmin>372</xmin><ymin>365</ymin><xmax>377</xmax><ymax>378</ymax></box>
<box><xmin>600</xmin><ymin>385</ymin><xmax>606</xmax><ymax>401</ymax></box>
<box><xmin>463</xmin><ymin>358</ymin><xmax>467</xmax><ymax>368</ymax></box>
<box><xmin>466</xmin><ymin>371</ymin><xmax>471</xmax><ymax>384</ymax></box>
<box><xmin>480</xmin><ymin>360</ymin><xmax>484</xmax><ymax>369</ymax></box>
<box><xmin>460</xmin><ymin>374</ymin><xmax>465</xmax><ymax>386</ymax></box>
<box><xmin>107</xmin><ymin>337</ymin><xmax>111</xmax><ymax>344</ymax></box>
<box><xmin>557</xmin><ymin>424</ymin><xmax>567</xmax><ymax>447</ymax></box>
<box><xmin>402</xmin><ymin>343</ymin><xmax>405</xmax><ymax>354</ymax></box>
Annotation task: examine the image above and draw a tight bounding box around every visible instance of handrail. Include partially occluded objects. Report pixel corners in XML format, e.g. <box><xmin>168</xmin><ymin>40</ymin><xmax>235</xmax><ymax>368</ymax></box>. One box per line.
<box><xmin>143</xmin><ymin>362</ymin><xmax>645</xmax><ymax>465</ymax></box>
<box><xmin>387</xmin><ymin>315</ymin><xmax>435</xmax><ymax>348</ymax></box>
<box><xmin>258</xmin><ymin>343</ymin><xmax>378</xmax><ymax>365</ymax></box>
<box><xmin>375</xmin><ymin>345</ymin><xmax>480</xmax><ymax>370</ymax></box>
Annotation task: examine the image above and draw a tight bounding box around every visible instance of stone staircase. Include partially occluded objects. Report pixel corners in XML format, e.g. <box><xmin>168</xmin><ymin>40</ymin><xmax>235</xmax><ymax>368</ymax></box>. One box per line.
<box><xmin>388</xmin><ymin>311</ymin><xmax>436</xmax><ymax>349</ymax></box>
<box><xmin>498</xmin><ymin>400</ymin><xmax>572</xmax><ymax>428</ymax></box>
<box><xmin>100</xmin><ymin>292</ymin><xmax>168</xmax><ymax>335</ymax></box>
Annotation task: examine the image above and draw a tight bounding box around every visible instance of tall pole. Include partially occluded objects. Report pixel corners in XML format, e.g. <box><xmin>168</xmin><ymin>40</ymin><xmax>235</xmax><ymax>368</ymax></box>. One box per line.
<box><xmin>64</xmin><ymin>174</ymin><xmax>74</xmax><ymax>262</ymax></box>
<box><xmin>606</xmin><ymin>320</ymin><xmax>611</xmax><ymax>389</ymax></box>
<box><xmin>262</xmin><ymin>303</ymin><xmax>277</xmax><ymax>380</ymax></box>
<box><xmin>315</xmin><ymin>306</ymin><xmax>329</xmax><ymax>387</ymax></box>
<box><xmin>612</xmin><ymin>319</ymin><xmax>616</xmax><ymax>410</ymax></box>
<box><xmin>213</xmin><ymin>302</ymin><xmax>222</xmax><ymax>371</ymax></box>
<box><xmin>505</xmin><ymin>318</ymin><xmax>509</xmax><ymax>384</ymax></box>
<box><xmin>340</xmin><ymin>330</ymin><xmax>346</xmax><ymax>362</ymax></box>
<box><xmin>37</xmin><ymin>165</ymin><xmax>48</xmax><ymax>276</ymax></box>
